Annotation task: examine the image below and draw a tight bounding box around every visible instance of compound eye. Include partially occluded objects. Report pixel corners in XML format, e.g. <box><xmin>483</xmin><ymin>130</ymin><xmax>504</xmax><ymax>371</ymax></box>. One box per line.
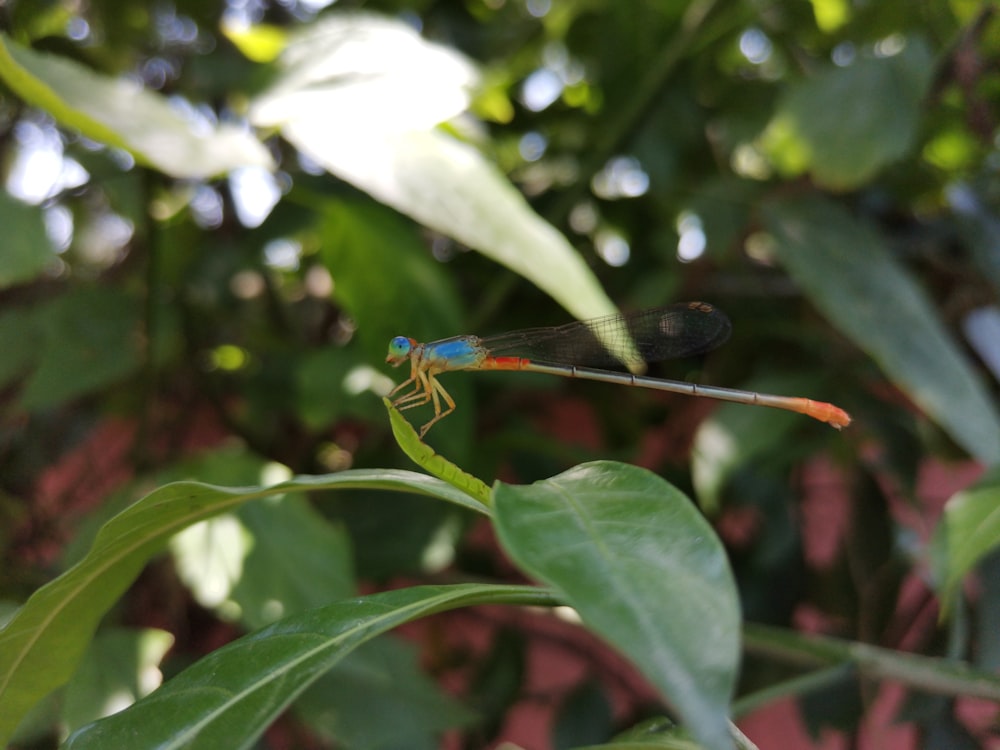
<box><xmin>387</xmin><ymin>336</ymin><xmax>412</xmax><ymax>361</ymax></box>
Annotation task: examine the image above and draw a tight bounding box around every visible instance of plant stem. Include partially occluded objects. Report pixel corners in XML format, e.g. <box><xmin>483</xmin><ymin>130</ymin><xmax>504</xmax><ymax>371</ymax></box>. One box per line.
<box><xmin>743</xmin><ymin>622</ymin><xmax>1000</xmax><ymax>702</ymax></box>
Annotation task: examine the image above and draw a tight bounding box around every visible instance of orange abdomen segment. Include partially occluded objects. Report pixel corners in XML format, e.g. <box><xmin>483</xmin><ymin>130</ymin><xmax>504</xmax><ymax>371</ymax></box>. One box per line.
<box><xmin>793</xmin><ymin>398</ymin><xmax>852</xmax><ymax>429</ymax></box>
<box><xmin>481</xmin><ymin>356</ymin><xmax>532</xmax><ymax>371</ymax></box>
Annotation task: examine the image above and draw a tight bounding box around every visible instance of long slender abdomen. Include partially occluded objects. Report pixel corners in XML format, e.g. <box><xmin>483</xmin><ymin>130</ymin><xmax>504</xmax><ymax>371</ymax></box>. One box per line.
<box><xmin>486</xmin><ymin>359</ymin><xmax>851</xmax><ymax>429</ymax></box>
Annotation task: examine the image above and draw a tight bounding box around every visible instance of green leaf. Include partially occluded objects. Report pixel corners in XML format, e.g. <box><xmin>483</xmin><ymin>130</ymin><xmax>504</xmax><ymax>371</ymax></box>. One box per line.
<box><xmin>169</xmin><ymin>513</ymin><xmax>253</xmax><ymax>615</ymax></box>
<box><xmin>771</xmin><ymin>37</ymin><xmax>934</xmax><ymax>189</ymax></box>
<box><xmin>318</xmin><ymin>198</ymin><xmax>476</xmax><ymax>457</ymax></box>
<box><xmin>317</xmin><ymin>199</ymin><xmax>463</xmax><ymax>366</ymax></box>
<box><xmin>294</xmin><ymin>638</ymin><xmax>476</xmax><ymax>749</ymax></box>
<box><xmin>492</xmin><ymin>461</ymin><xmax>741</xmax><ymax>750</ymax></box>
<box><xmin>167</xmin><ymin>466</ymin><xmax>469</xmax><ymax>748</ymax></box>
<box><xmin>65</xmin><ymin>584</ymin><xmax>553</xmax><ymax>749</ymax></box>
<box><xmin>0</xmin><ymin>192</ymin><xmax>54</xmax><ymax>288</ymax></box>
<box><xmin>950</xmin><ymin>183</ymin><xmax>1000</xmax><ymax>295</ymax></box>
<box><xmin>0</xmin><ymin>306</ymin><xmax>40</xmax><ymax>390</ymax></box>
<box><xmin>691</xmin><ymin>374</ymin><xmax>811</xmax><ymax>514</ymax></box>
<box><xmin>169</xmin><ymin>490</ymin><xmax>354</xmax><ymax>627</ymax></box>
<box><xmin>293</xmin><ymin>347</ymin><xmax>374</xmax><ymax>430</ymax></box>
<box><xmin>586</xmin><ymin>716</ymin><xmax>699</xmax><ymax>749</ymax></box>
<box><xmin>61</xmin><ymin>628</ymin><xmax>174</xmax><ymax>733</ymax></box>
<box><xmin>930</xmin><ymin>467</ymin><xmax>1000</xmax><ymax>612</ymax></box>
<box><xmin>0</xmin><ymin>33</ymin><xmax>273</xmax><ymax>179</ymax></box>
<box><xmin>251</xmin><ymin>14</ymin><xmax>619</xmax><ymax>324</ymax></box>
<box><xmin>0</xmin><ymin>469</ymin><xmax>487</xmax><ymax>746</ymax></box>
<box><xmin>230</xmin><ymin>496</ymin><xmax>355</xmax><ymax>628</ymax></box>
<box><xmin>169</xmin><ymin>494</ymin><xmax>357</xmax><ymax>628</ymax></box>
<box><xmin>386</xmin><ymin>397</ymin><xmax>493</xmax><ymax>508</ymax></box>
<box><xmin>302</xmin><ymin>123</ymin><xmax>619</xmax><ymax>324</ymax></box>
<box><xmin>19</xmin><ymin>285</ymin><xmax>142</xmax><ymax>410</ymax></box>
<box><xmin>332</xmin><ymin>485</ymin><xmax>470</xmax><ymax>578</ymax></box>
<box><xmin>8</xmin><ymin>0</ymin><xmax>75</xmax><ymax>42</ymax></box>
<box><xmin>763</xmin><ymin>194</ymin><xmax>1000</xmax><ymax>464</ymax></box>
<box><xmin>249</xmin><ymin>14</ymin><xmax>478</xmax><ymax>134</ymax></box>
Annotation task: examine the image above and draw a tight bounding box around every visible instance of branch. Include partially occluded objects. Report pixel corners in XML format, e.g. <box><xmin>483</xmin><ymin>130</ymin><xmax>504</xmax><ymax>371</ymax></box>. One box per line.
<box><xmin>743</xmin><ymin>622</ymin><xmax>1000</xmax><ymax>702</ymax></box>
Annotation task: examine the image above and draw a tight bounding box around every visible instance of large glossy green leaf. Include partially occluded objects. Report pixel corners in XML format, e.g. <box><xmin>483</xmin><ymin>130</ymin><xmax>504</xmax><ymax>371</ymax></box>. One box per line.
<box><xmin>0</xmin><ymin>33</ymin><xmax>272</xmax><ymax>179</ymax></box>
<box><xmin>65</xmin><ymin>584</ymin><xmax>554</xmax><ymax>749</ymax></box>
<box><xmin>763</xmin><ymin>194</ymin><xmax>1000</xmax><ymax>464</ymax></box>
<box><xmin>250</xmin><ymin>13</ymin><xmax>477</xmax><ymax>132</ymax></box>
<box><xmin>0</xmin><ymin>192</ymin><xmax>53</xmax><ymax>288</ymax></box>
<box><xmin>250</xmin><ymin>14</ymin><xmax>618</xmax><ymax>324</ymax></box>
<box><xmin>930</xmin><ymin>467</ymin><xmax>1000</xmax><ymax>612</ymax></box>
<box><xmin>0</xmin><ymin>469</ymin><xmax>486</xmax><ymax>746</ymax></box>
<box><xmin>167</xmin><ymin>463</ymin><xmax>471</xmax><ymax>747</ymax></box>
<box><xmin>492</xmin><ymin>461</ymin><xmax>740</xmax><ymax>750</ymax></box>
<box><xmin>770</xmin><ymin>37</ymin><xmax>934</xmax><ymax>190</ymax></box>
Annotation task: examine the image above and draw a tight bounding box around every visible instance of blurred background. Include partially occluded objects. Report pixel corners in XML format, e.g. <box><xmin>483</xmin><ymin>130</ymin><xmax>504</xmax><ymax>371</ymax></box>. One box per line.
<box><xmin>1</xmin><ymin>0</ymin><xmax>999</xmax><ymax>747</ymax></box>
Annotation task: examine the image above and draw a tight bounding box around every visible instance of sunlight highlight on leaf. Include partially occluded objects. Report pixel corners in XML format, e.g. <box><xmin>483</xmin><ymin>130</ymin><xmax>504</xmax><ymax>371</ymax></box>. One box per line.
<box><xmin>250</xmin><ymin>14</ymin><xmax>619</xmax><ymax>325</ymax></box>
<box><xmin>0</xmin><ymin>33</ymin><xmax>273</xmax><ymax>179</ymax></box>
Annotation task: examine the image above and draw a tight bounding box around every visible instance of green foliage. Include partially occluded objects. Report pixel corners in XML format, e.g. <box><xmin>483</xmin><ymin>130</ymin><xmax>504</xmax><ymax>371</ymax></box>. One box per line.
<box><xmin>1</xmin><ymin>0</ymin><xmax>1000</xmax><ymax>748</ymax></box>
<box><xmin>252</xmin><ymin>14</ymin><xmax>621</xmax><ymax>324</ymax></box>
<box><xmin>0</xmin><ymin>470</ymin><xmax>482</xmax><ymax>744</ymax></box>
<box><xmin>762</xmin><ymin>194</ymin><xmax>1000</xmax><ymax>463</ymax></box>
<box><xmin>64</xmin><ymin>584</ymin><xmax>547</xmax><ymax>750</ymax></box>
<box><xmin>0</xmin><ymin>191</ymin><xmax>51</xmax><ymax>287</ymax></box>
<box><xmin>60</xmin><ymin>628</ymin><xmax>174</xmax><ymax>732</ymax></box>
<box><xmin>494</xmin><ymin>462</ymin><xmax>740</xmax><ymax>750</ymax></box>
<box><xmin>773</xmin><ymin>36</ymin><xmax>935</xmax><ymax>189</ymax></box>
<box><xmin>931</xmin><ymin>468</ymin><xmax>1000</xmax><ymax>611</ymax></box>
<box><xmin>17</xmin><ymin>285</ymin><xmax>143</xmax><ymax>409</ymax></box>
<box><xmin>0</xmin><ymin>32</ymin><xmax>272</xmax><ymax>177</ymax></box>
<box><xmin>386</xmin><ymin>397</ymin><xmax>492</xmax><ymax>506</ymax></box>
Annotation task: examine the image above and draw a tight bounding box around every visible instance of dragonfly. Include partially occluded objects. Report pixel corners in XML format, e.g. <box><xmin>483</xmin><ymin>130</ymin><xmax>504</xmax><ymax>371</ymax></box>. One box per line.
<box><xmin>386</xmin><ymin>301</ymin><xmax>851</xmax><ymax>437</ymax></box>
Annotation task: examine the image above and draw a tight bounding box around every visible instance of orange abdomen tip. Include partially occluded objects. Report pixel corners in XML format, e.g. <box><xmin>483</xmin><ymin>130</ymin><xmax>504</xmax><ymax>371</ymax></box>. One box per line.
<box><xmin>802</xmin><ymin>399</ymin><xmax>852</xmax><ymax>429</ymax></box>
